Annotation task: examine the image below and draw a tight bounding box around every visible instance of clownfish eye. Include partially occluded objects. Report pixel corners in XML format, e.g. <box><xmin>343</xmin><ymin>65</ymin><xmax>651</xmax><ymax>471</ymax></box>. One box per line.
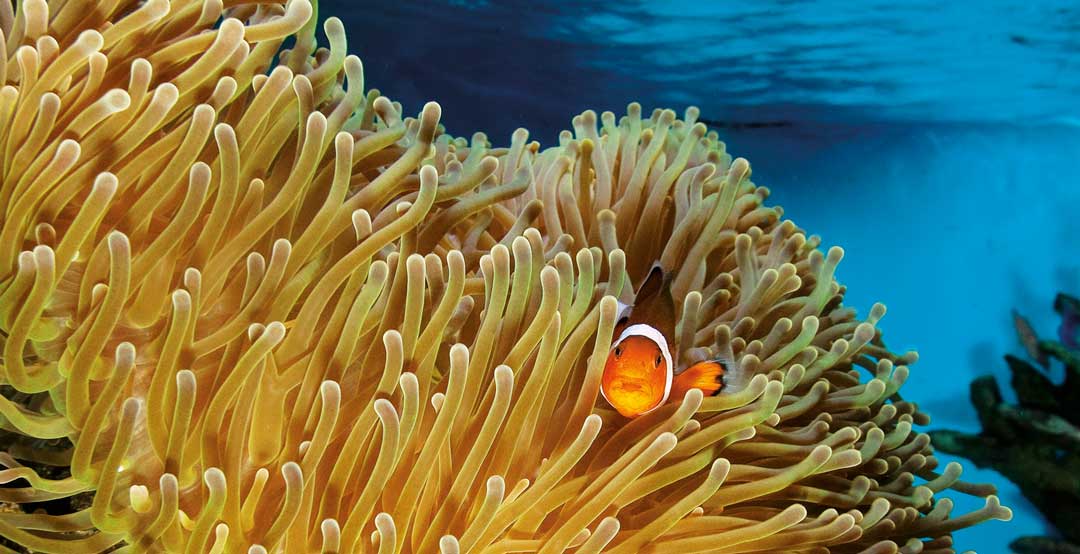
<box><xmin>614</xmin><ymin>346</ymin><xmax>622</xmax><ymax>357</ymax></box>
<box><xmin>655</xmin><ymin>355</ymin><xmax>663</xmax><ymax>367</ymax></box>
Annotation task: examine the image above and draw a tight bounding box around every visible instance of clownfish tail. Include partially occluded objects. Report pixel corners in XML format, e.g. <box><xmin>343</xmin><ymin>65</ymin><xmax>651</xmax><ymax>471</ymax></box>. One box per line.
<box><xmin>671</xmin><ymin>360</ymin><xmax>726</xmax><ymax>401</ymax></box>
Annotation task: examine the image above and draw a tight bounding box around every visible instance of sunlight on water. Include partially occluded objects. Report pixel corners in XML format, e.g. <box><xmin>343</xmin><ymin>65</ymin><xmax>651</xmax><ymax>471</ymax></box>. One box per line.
<box><xmin>564</xmin><ymin>1</ymin><xmax>1080</xmax><ymax>125</ymax></box>
<box><xmin>351</xmin><ymin>0</ymin><xmax>1080</xmax><ymax>139</ymax></box>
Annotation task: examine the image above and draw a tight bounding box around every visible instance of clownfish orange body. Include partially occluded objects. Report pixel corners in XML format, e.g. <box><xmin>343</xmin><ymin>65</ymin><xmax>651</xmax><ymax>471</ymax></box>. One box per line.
<box><xmin>600</xmin><ymin>264</ymin><xmax>728</xmax><ymax>418</ymax></box>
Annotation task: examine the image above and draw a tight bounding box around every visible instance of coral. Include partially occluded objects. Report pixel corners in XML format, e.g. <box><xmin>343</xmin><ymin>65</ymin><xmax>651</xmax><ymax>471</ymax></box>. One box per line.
<box><xmin>931</xmin><ymin>295</ymin><xmax>1080</xmax><ymax>554</ymax></box>
<box><xmin>0</xmin><ymin>0</ymin><xmax>1011</xmax><ymax>552</ymax></box>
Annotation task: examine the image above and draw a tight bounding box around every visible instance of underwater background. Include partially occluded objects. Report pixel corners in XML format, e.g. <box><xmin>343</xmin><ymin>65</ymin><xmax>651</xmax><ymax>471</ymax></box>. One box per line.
<box><xmin>333</xmin><ymin>1</ymin><xmax>1080</xmax><ymax>552</ymax></box>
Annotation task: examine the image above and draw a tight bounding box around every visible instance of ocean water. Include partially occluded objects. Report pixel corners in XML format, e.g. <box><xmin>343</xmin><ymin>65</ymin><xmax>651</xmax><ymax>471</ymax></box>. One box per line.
<box><xmin>335</xmin><ymin>1</ymin><xmax>1080</xmax><ymax>551</ymax></box>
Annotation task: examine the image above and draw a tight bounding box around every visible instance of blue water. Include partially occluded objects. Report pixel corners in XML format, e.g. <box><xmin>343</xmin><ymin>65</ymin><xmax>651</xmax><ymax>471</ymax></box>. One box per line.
<box><xmin>338</xmin><ymin>1</ymin><xmax>1080</xmax><ymax>551</ymax></box>
<box><xmin>349</xmin><ymin>0</ymin><xmax>1080</xmax><ymax>141</ymax></box>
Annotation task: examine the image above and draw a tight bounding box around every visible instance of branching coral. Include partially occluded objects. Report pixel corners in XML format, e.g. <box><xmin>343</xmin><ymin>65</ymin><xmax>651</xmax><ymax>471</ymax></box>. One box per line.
<box><xmin>0</xmin><ymin>0</ymin><xmax>1011</xmax><ymax>552</ymax></box>
<box><xmin>931</xmin><ymin>298</ymin><xmax>1080</xmax><ymax>554</ymax></box>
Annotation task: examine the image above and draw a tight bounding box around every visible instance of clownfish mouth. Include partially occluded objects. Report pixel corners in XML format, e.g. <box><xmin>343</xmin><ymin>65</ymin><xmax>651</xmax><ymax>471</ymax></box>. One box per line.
<box><xmin>612</xmin><ymin>380</ymin><xmax>646</xmax><ymax>393</ymax></box>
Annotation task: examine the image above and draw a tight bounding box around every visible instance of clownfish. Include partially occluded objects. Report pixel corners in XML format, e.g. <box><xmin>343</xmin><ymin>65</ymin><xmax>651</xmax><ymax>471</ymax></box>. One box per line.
<box><xmin>600</xmin><ymin>264</ymin><xmax>730</xmax><ymax>418</ymax></box>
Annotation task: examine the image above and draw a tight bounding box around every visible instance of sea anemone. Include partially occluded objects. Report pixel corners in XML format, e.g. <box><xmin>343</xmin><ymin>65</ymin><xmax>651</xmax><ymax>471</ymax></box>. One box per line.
<box><xmin>0</xmin><ymin>0</ymin><xmax>1011</xmax><ymax>552</ymax></box>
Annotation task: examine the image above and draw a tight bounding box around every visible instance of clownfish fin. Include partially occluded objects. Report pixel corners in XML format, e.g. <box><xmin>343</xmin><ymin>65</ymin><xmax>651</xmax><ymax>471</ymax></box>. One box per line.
<box><xmin>636</xmin><ymin>262</ymin><xmax>669</xmax><ymax>301</ymax></box>
<box><xmin>671</xmin><ymin>360</ymin><xmax>726</xmax><ymax>401</ymax></box>
<box><xmin>625</xmin><ymin>262</ymin><xmax>677</xmax><ymax>338</ymax></box>
<box><xmin>714</xmin><ymin>353</ymin><xmax>750</xmax><ymax>394</ymax></box>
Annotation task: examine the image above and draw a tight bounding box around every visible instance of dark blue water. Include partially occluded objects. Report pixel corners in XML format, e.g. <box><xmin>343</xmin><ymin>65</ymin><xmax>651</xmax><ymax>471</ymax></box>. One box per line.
<box><xmin>348</xmin><ymin>0</ymin><xmax>1080</xmax><ymax>142</ymax></box>
<box><xmin>336</xmin><ymin>1</ymin><xmax>1080</xmax><ymax>551</ymax></box>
